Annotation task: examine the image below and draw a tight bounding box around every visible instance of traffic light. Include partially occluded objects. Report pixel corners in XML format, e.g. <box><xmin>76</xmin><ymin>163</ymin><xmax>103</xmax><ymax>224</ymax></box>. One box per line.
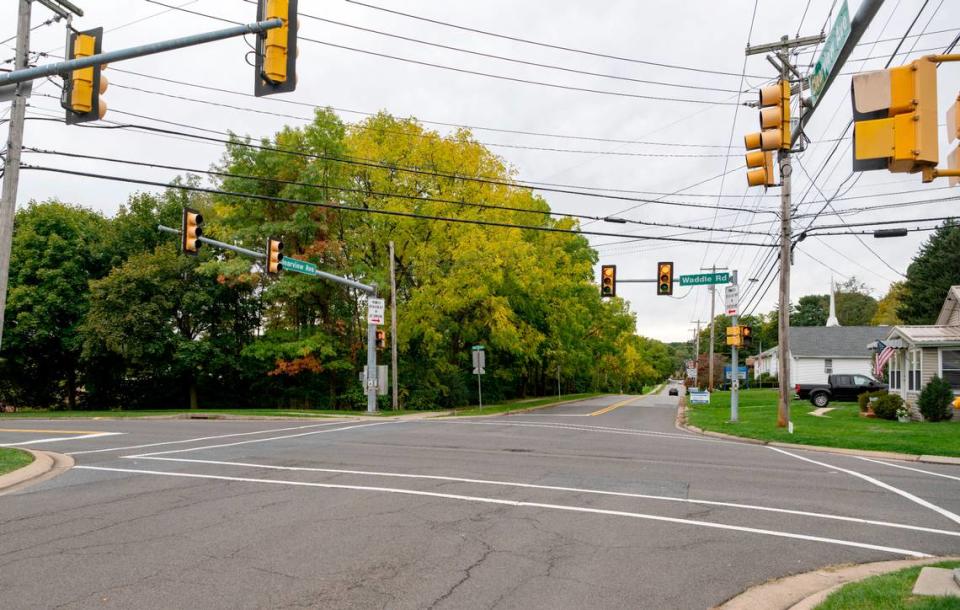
<box><xmin>745</xmin><ymin>150</ymin><xmax>777</xmax><ymax>187</ymax></box>
<box><xmin>657</xmin><ymin>261</ymin><xmax>673</xmax><ymax>296</ymax></box>
<box><xmin>600</xmin><ymin>265</ymin><xmax>616</xmax><ymax>298</ymax></box>
<box><xmin>744</xmin><ymin>80</ymin><xmax>789</xmax><ymax>187</ymax></box>
<box><xmin>266</xmin><ymin>237</ymin><xmax>284</xmax><ymax>274</ymax></box>
<box><xmin>740</xmin><ymin>325</ymin><xmax>753</xmax><ymax>349</ymax></box>
<box><xmin>254</xmin><ymin>0</ymin><xmax>298</xmax><ymax>96</ymax></box>
<box><xmin>726</xmin><ymin>326</ymin><xmax>741</xmax><ymax>347</ymax></box>
<box><xmin>376</xmin><ymin>329</ymin><xmax>386</xmax><ymax>349</ymax></box>
<box><xmin>181</xmin><ymin>208</ymin><xmax>203</xmax><ymax>255</ymax></box>
<box><xmin>61</xmin><ymin>27</ymin><xmax>108</xmax><ymax>124</ymax></box>
<box><xmin>852</xmin><ymin>57</ymin><xmax>938</xmax><ymax>175</ymax></box>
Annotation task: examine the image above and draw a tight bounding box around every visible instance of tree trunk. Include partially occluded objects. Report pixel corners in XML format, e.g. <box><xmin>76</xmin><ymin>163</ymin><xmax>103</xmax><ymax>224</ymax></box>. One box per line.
<box><xmin>189</xmin><ymin>382</ymin><xmax>198</xmax><ymax>409</ymax></box>
<box><xmin>66</xmin><ymin>369</ymin><xmax>77</xmax><ymax>410</ymax></box>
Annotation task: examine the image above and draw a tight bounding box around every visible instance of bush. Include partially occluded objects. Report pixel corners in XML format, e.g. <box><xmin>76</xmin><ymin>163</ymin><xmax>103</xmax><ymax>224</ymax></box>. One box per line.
<box><xmin>857</xmin><ymin>390</ymin><xmax>887</xmax><ymax>413</ymax></box>
<box><xmin>757</xmin><ymin>373</ymin><xmax>779</xmax><ymax>388</ymax></box>
<box><xmin>871</xmin><ymin>393</ymin><xmax>904</xmax><ymax>420</ymax></box>
<box><xmin>918</xmin><ymin>376</ymin><xmax>954</xmax><ymax>422</ymax></box>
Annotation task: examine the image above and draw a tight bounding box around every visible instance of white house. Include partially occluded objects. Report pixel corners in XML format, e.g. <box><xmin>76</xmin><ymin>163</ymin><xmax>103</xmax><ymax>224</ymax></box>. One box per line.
<box><xmin>754</xmin><ymin>326</ymin><xmax>891</xmax><ymax>386</ymax></box>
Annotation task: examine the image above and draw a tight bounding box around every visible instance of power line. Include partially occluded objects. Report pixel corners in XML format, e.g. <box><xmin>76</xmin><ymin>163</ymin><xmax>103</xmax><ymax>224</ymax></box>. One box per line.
<box><xmin>21</xmin><ymin>164</ymin><xmax>779</xmax><ymax>248</ymax></box>
<box><xmin>342</xmin><ymin>0</ymin><xmax>768</xmax><ymax>80</ymax></box>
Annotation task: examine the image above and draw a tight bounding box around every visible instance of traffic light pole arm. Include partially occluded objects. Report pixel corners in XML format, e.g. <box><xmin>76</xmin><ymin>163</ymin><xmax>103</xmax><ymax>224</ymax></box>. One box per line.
<box><xmin>616</xmin><ymin>279</ymin><xmax>680</xmax><ymax>283</ymax></box>
<box><xmin>0</xmin><ymin>18</ymin><xmax>283</xmax><ymax>86</ymax></box>
<box><xmin>158</xmin><ymin>225</ymin><xmax>377</xmax><ymax>295</ymax></box>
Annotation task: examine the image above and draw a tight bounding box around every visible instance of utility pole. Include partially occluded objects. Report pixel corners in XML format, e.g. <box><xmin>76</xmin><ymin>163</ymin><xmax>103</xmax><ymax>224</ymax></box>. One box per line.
<box><xmin>730</xmin><ymin>270</ymin><xmax>739</xmax><ymax>422</ymax></box>
<box><xmin>389</xmin><ymin>241</ymin><xmax>398</xmax><ymax>411</ymax></box>
<box><xmin>690</xmin><ymin>320</ymin><xmax>704</xmax><ymax>388</ymax></box>
<box><xmin>0</xmin><ymin>0</ymin><xmax>31</xmax><ymax>352</ymax></box>
<box><xmin>700</xmin><ymin>265</ymin><xmax>727</xmax><ymax>391</ymax></box>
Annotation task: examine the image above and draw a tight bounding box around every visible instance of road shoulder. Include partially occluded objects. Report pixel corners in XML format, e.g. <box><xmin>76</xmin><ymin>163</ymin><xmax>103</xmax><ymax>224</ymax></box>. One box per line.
<box><xmin>0</xmin><ymin>449</ymin><xmax>74</xmax><ymax>495</ymax></box>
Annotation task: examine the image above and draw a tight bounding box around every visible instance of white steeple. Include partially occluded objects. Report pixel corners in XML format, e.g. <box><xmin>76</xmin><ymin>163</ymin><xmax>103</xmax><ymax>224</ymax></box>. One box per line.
<box><xmin>826</xmin><ymin>277</ymin><xmax>840</xmax><ymax>327</ymax></box>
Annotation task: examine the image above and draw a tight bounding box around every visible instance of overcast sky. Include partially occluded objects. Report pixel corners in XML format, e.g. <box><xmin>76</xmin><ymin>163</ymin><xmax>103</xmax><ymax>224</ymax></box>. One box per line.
<box><xmin>2</xmin><ymin>0</ymin><xmax>959</xmax><ymax>343</ymax></box>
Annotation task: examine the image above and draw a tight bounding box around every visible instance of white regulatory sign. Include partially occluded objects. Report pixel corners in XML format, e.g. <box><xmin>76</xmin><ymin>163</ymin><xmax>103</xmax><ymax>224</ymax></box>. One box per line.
<box><xmin>367</xmin><ymin>298</ymin><xmax>386</xmax><ymax>325</ymax></box>
<box><xmin>724</xmin><ymin>285</ymin><xmax>739</xmax><ymax>316</ymax></box>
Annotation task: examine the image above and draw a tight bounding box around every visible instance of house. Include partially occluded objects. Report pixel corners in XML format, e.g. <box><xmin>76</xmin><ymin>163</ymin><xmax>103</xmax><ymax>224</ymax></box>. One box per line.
<box><xmin>881</xmin><ymin>286</ymin><xmax>960</xmax><ymax>414</ymax></box>
<box><xmin>754</xmin><ymin>326</ymin><xmax>891</xmax><ymax>386</ymax></box>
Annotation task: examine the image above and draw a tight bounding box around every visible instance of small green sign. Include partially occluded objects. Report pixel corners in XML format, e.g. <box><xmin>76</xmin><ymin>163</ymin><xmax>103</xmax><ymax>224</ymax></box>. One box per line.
<box><xmin>679</xmin><ymin>272</ymin><xmax>730</xmax><ymax>287</ymax></box>
<box><xmin>280</xmin><ymin>257</ymin><xmax>317</xmax><ymax>276</ymax></box>
<box><xmin>472</xmin><ymin>345</ymin><xmax>485</xmax><ymax>351</ymax></box>
<box><xmin>810</xmin><ymin>0</ymin><xmax>850</xmax><ymax>104</ymax></box>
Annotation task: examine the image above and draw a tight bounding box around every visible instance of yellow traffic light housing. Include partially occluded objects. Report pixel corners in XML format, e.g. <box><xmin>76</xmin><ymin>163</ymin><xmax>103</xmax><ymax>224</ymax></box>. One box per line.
<box><xmin>947</xmin><ymin>95</ymin><xmax>960</xmax><ymax>186</ymax></box>
<box><xmin>745</xmin><ymin>150</ymin><xmax>776</xmax><ymax>187</ymax></box>
<box><xmin>852</xmin><ymin>57</ymin><xmax>939</xmax><ymax>174</ymax></box>
<box><xmin>255</xmin><ymin>0</ymin><xmax>298</xmax><ymax>96</ymax></box>
<box><xmin>657</xmin><ymin>261</ymin><xmax>673</xmax><ymax>296</ymax></box>
<box><xmin>600</xmin><ymin>265</ymin><xmax>616</xmax><ymax>298</ymax></box>
<box><xmin>181</xmin><ymin>208</ymin><xmax>204</xmax><ymax>255</ymax></box>
<box><xmin>745</xmin><ymin>80</ymin><xmax>791</xmax><ymax>154</ymax></box>
<box><xmin>266</xmin><ymin>237</ymin><xmax>284</xmax><ymax>274</ymax></box>
<box><xmin>61</xmin><ymin>27</ymin><xmax>108</xmax><ymax>124</ymax></box>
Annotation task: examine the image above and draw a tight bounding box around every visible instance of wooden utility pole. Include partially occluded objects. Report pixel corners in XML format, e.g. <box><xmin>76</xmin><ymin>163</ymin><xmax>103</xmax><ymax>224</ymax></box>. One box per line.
<box><xmin>389</xmin><ymin>240</ymin><xmax>398</xmax><ymax>410</ymax></box>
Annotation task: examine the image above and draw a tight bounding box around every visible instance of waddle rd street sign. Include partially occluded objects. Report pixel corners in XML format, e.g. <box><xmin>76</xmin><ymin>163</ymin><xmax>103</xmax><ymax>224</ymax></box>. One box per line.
<box><xmin>367</xmin><ymin>298</ymin><xmax>385</xmax><ymax>325</ymax></box>
<box><xmin>281</xmin><ymin>257</ymin><xmax>317</xmax><ymax>276</ymax></box>
<box><xmin>810</xmin><ymin>0</ymin><xmax>850</xmax><ymax>104</ymax></box>
<box><xmin>679</xmin><ymin>272</ymin><xmax>730</xmax><ymax>287</ymax></box>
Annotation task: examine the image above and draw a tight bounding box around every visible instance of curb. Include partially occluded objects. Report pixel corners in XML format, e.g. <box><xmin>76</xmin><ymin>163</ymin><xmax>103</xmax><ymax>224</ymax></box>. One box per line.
<box><xmin>444</xmin><ymin>394</ymin><xmax>608</xmax><ymax>418</ymax></box>
<box><xmin>676</xmin><ymin>402</ymin><xmax>960</xmax><ymax>465</ymax></box>
<box><xmin>0</xmin><ymin>449</ymin><xmax>74</xmax><ymax>495</ymax></box>
<box><xmin>714</xmin><ymin>556</ymin><xmax>960</xmax><ymax>610</ymax></box>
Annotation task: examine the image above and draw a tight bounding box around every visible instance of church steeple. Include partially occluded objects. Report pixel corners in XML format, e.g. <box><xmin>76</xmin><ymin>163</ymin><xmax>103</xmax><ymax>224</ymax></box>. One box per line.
<box><xmin>826</xmin><ymin>277</ymin><xmax>840</xmax><ymax>327</ymax></box>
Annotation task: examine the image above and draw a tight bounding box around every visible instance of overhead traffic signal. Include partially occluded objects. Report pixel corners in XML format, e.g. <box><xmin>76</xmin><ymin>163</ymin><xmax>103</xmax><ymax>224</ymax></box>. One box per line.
<box><xmin>600</xmin><ymin>265</ymin><xmax>616</xmax><ymax>298</ymax></box>
<box><xmin>255</xmin><ymin>0</ymin><xmax>298</xmax><ymax>96</ymax></box>
<box><xmin>61</xmin><ymin>27</ymin><xmax>108</xmax><ymax>124</ymax></box>
<box><xmin>266</xmin><ymin>237</ymin><xmax>284</xmax><ymax>274</ymax></box>
<box><xmin>852</xmin><ymin>57</ymin><xmax>938</xmax><ymax>175</ymax></box>
<box><xmin>744</xmin><ymin>80</ymin><xmax>790</xmax><ymax>187</ymax></box>
<box><xmin>181</xmin><ymin>208</ymin><xmax>203</xmax><ymax>255</ymax></box>
<box><xmin>745</xmin><ymin>150</ymin><xmax>777</xmax><ymax>187</ymax></box>
<box><xmin>657</xmin><ymin>262</ymin><xmax>673</xmax><ymax>296</ymax></box>
<box><xmin>376</xmin><ymin>329</ymin><xmax>386</xmax><ymax>350</ymax></box>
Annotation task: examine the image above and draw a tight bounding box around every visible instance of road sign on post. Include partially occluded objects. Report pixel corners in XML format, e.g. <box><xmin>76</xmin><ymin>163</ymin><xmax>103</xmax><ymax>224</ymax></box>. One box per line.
<box><xmin>471</xmin><ymin>345</ymin><xmax>485</xmax><ymax>408</ymax></box>
<box><xmin>679</xmin><ymin>272</ymin><xmax>730</xmax><ymax>287</ymax></box>
<box><xmin>725</xmin><ymin>285</ymin><xmax>739</xmax><ymax>316</ymax></box>
<box><xmin>367</xmin><ymin>298</ymin><xmax>385</xmax><ymax>325</ymax></box>
<box><xmin>810</xmin><ymin>0</ymin><xmax>851</xmax><ymax>104</ymax></box>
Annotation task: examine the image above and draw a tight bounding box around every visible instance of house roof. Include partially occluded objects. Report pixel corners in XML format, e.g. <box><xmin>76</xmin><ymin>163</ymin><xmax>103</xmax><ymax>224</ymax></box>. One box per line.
<box><xmin>888</xmin><ymin>325</ymin><xmax>960</xmax><ymax>345</ymax></box>
<box><xmin>789</xmin><ymin>326</ymin><xmax>891</xmax><ymax>358</ymax></box>
<box><xmin>935</xmin><ymin>286</ymin><xmax>960</xmax><ymax>325</ymax></box>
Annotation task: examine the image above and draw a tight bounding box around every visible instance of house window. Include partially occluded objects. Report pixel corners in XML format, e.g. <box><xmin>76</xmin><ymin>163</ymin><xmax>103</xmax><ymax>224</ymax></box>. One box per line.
<box><xmin>889</xmin><ymin>352</ymin><xmax>901</xmax><ymax>390</ymax></box>
<box><xmin>941</xmin><ymin>349</ymin><xmax>960</xmax><ymax>391</ymax></box>
<box><xmin>824</xmin><ymin>358</ymin><xmax>833</xmax><ymax>374</ymax></box>
<box><xmin>907</xmin><ymin>350</ymin><xmax>921</xmax><ymax>392</ymax></box>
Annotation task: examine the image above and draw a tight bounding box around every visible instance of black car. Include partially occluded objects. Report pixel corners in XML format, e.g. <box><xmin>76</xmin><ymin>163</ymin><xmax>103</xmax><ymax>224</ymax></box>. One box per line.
<box><xmin>668</xmin><ymin>387</ymin><xmax>679</xmax><ymax>396</ymax></box>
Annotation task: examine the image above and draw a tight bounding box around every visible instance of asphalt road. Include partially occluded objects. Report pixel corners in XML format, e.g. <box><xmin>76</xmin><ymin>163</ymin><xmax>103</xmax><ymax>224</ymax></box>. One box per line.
<box><xmin>1</xmin><ymin>389</ymin><xmax>959</xmax><ymax>609</ymax></box>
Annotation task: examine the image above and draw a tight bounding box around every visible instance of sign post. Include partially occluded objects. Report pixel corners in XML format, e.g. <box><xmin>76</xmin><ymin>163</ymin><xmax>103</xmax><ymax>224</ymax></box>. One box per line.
<box><xmin>471</xmin><ymin>345</ymin><xmax>485</xmax><ymax>408</ymax></box>
<box><xmin>727</xmin><ymin>272</ymin><xmax>740</xmax><ymax>422</ymax></box>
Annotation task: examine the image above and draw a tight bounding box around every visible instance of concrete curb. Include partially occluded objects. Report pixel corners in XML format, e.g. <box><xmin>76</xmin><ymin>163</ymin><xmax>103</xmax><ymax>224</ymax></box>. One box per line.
<box><xmin>676</xmin><ymin>402</ymin><xmax>960</xmax><ymax>465</ymax></box>
<box><xmin>0</xmin><ymin>449</ymin><xmax>74</xmax><ymax>495</ymax></box>
<box><xmin>714</xmin><ymin>556</ymin><xmax>960</xmax><ymax>610</ymax></box>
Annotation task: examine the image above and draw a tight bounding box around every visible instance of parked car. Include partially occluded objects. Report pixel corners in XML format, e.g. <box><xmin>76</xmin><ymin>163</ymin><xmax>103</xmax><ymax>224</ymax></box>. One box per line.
<box><xmin>796</xmin><ymin>374</ymin><xmax>887</xmax><ymax>407</ymax></box>
<box><xmin>668</xmin><ymin>387</ymin><xmax>679</xmax><ymax>396</ymax></box>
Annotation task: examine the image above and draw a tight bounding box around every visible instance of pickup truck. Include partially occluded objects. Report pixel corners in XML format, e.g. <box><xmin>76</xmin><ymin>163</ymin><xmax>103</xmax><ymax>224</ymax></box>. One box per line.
<box><xmin>796</xmin><ymin>374</ymin><xmax>887</xmax><ymax>407</ymax></box>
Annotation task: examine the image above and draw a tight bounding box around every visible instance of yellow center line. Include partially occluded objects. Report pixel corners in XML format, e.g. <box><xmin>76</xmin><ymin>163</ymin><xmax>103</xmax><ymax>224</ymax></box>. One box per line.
<box><xmin>588</xmin><ymin>396</ymin><xmax>643</xmax><ymax>416</ymax></box>
<box><xmin>0</xmin><ymin>428</ymin><xmax>104</xmax><ymax>435</ymax></box>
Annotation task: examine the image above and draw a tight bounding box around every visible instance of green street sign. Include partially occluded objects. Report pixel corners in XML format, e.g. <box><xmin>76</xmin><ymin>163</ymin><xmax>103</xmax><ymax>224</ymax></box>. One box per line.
<box><xmin>472</xmin><ymin>345</ymin><xmax>485</xmax><ymax>351</ymax></box>
<box><xmin>810</xmin><ymin>0</ymin><xmax>850</xmax><ymax>104</ymax></box>
<box><xmin>280</xmin><ymin>257</ymin><xmax>317</xmax><ymax>276</ymax></box>
<box><xmin>679</xmin><ymin>272</ymin><xmax>730</xmax><ymax>287</ymax></box>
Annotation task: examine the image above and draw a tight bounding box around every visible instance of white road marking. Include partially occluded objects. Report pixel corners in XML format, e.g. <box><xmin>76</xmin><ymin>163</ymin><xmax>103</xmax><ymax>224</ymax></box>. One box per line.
<box><xmin>73</xmin><ymin>464</ymin><xmax>932</xmax><ymax>558</ymax></box>
<box><xmin>425</xmin><ymin>419</ymin><xmax>737</xmax><ymax>445</ymax></box>
<box><xmin>68</xmin><ymin>421</ymin><xmax>349</xmax><ymax>455</ymax></box>
<box><xmin>769</xmin><ymin>447</ymin><xmax>960</xmax><ymax>527</ymax></box>
<box><xmin>126</xmin><ymin>421</ymin><xmax>396</xmax><ymax>458</ymax></box>
<box><xmin>853</xmin><ymin>457</ymin><xmax>960</xmax><ymax>483</ymax></box>
<box><xmin>130</xmin><ymin>456</ymin><xmax>960</xmax><ymax>540</ymax></box>
<box><xmin>1</xmin><ymin>432</ymin><xmax>124</xmax><ymax>447</ymax></box>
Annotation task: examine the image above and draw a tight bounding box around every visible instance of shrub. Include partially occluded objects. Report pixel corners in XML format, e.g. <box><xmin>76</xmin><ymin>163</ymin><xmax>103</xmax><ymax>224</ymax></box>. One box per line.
<box><xmin>857</xmin><ymin>390</ymin><xmax>887</xmax><ymax>413</ymax></box>
<box><xmin>871</xmin><ymin>393</ymin><xmax>903</xmax><ymax>420</ymax></box>
<box><xmin>918</xmin><ymin>376</ymin><xmax>954</xmax><ymax>422</ymax></box>
<box><xmin>757</xmin><ymin>373</ymin><xmax>778</xmax><ymax>388</ymax></box>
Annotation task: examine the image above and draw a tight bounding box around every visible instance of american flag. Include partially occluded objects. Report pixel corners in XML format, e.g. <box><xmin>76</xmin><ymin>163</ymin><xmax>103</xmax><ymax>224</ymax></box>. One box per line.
<box><xmin>875</xmin><ymin>341</ymin><xmax>895</xmax><ymax>377</ymax></box>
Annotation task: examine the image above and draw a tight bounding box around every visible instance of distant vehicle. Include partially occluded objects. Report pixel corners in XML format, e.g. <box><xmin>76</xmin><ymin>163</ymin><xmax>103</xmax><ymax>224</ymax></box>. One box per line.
<box><xmin>668</xmin><ymin>387</ymin><xmax>679</xmax><ymax>396</ymax></box>
<box><xmin>795</xmin><ymin>374</ymin><xmax>887</xmax><ymax>408</ymax></box>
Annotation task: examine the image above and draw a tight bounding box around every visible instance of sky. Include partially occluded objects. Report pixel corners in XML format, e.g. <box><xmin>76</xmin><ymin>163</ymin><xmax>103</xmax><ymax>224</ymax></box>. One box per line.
<box><xmin>2</xmin><ymin>0</ymin><xmax>959</xmax><ymax>344</ymax></box>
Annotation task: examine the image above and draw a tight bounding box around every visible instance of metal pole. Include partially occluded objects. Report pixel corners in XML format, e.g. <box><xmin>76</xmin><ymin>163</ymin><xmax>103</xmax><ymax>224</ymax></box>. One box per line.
<box><xmin>389</xmin><ymin>241</ymin><xmax>398</xmax><ymax>411</ymax></box>
<box><xmin>0</xmin><ymin>0</ymin><xmax>31</xmax><ymax>351</ymax></box>
<box><xmin>0</xmin><ymin>19</ymin><xmax>283</xmax><ymax>86</ymax></box>
<box><xmin>778</xmin><ymin>54</ymin><xmax>793</xmax><ymax>430</ymax></box>
<box><xmin>477</xmin><ymin>369</ymin><xmax>483</xmax><ymax>409</ymax></box>
<box><xmin>708</xmin><ymin>267</ymin><xmax>717</xmax><ymax>391</ymax></box>
<box><xmin>557</xmin><ymin>364</ymin><xmax>561</xmax><ymax>401</ymax></box>
<box><xmin>366</xmin><ymin>317</ymin><xmax>377</xmax><ymax>414</ymax></box>
<box><xmin>730</xmin><ymin>270</ymin><xmax>739</xmax><ymax>423</ymax></box>
<box><xmin>694</xmin><ymin>321</ymin><xmax>701</xmax><ymax>388</ymax></box>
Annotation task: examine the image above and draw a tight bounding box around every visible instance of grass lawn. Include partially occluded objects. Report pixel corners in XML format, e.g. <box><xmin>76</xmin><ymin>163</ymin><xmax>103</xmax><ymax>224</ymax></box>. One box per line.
<box><xmin>452</xmin><ymin>393</ymin><xmax>603</xmax><ymax>417</ymax></box>
<box><xmin>0</xmin><ymin>448</ymin><xmax>34</xmax><ymax>476</ymax></box>
<box><xmin>815</xmin><ymin>561</ymin><xmax>960</xmax><ymax>610</ymax></box>
<box><xmin>686</xmin><ymin>389</ymin><xmax>960</xmax><ymax>457</ymax></box>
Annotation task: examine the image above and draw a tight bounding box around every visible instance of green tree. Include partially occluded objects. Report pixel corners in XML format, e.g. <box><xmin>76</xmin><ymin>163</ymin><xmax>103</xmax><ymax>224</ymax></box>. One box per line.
<box><xmin>835</xmin><ymin>278</ymin><xmax>877</xmax><ymax>325</ymax></box>
<box><xmin>899</xmin><ymin>220</ymin><xmax>960</xmax><ymax>324</ymax></box>
<box><xmin>871</xmin><ymin>282</ymin><xmax>905</xmax><ymax>325</ymax></box>
<box><xmin>791</xmin><ymin>295</ymin><xmax>828</xmax><ymax>326</ymax></box>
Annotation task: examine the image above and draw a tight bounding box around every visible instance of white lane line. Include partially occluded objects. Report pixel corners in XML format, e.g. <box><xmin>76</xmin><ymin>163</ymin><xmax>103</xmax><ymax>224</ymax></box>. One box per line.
<box><xmin>68</xmin><ymin>421</ymin><xmax>349</xmax><ymax>455</ymax></box>
<box><xmin>1</xmin><ymin>432</ymin><xmax>124</xmax><ymax>447</ymax></box>
<box><xmin>425</xmin><ymin>419</ymin><xmax>737</xmax><ymax>445</ymax></box>
<box><xmin>73</xmin><ymin>465</ymin><xmax>932</xmax><ymax>558</ymax></box>
<box><xmin>126</xmin><ymin>421</ymin><xmax>396</xmax><ymax>458</ymax></box>
<box><xmin>853</xmin><ymin>457</ymin><xmax>960</xmax><ymax>483</ymax></box>
<box><xmin>769</xmin><ymin>447</ymin><xmax>960</xmax><ymax>527</ymax></box>
<box><xmin>130</xmin><ymin>456</ymin><xmax>960</xmax><ymax>540</ymax></box>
